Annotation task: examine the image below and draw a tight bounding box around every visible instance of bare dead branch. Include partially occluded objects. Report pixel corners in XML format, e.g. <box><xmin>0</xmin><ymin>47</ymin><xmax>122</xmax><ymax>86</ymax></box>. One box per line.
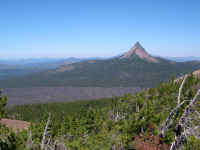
<box><xmin>26</xmin><ymin>131</ymin><xmax>33</xmax><ymax>149</ymax></box>
<box><xmin>170</xmin><ymin>134</ymin><xmax>185</xmax><ymax>150</ymax></box>
<box><xmin>179</xmin><ymin>89</ymin><xmax>200</xmax><ymax>126</ymax></box>
<box><xmin>41</xmin><ymin>113</ymin><xmax>51</xmax><ymax>150</ymax></box>
<box><xmin>160</xmin><ymin>76</ymin><xmax>188</xmax><ymax>136</ymax></box>
<box><xmin>178</xmin><ymin>75</ymin><xmax>187</xmax><ymax>104</ymax></box>
<box><xmin>52</xmin><ymin>140</ymin><xmax>58</xmax><ymax>150</ymax></box>
<box><xmin>170</xmin><ymin>89</ymin><xmax>200</xmax><ymax>150</ymax></box>
<box><xmin>161</xmin><ymin>100</ymin><xmax>186</xmax><ymax>136</ymax></box>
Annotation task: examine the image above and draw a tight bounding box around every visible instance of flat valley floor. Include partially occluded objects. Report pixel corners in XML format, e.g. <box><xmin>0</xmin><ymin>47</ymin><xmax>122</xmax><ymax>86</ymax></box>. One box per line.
<box><xmin>4</xmin><ymin>87</ymin><xmax>140</xmax><ymax>106</ymax></box>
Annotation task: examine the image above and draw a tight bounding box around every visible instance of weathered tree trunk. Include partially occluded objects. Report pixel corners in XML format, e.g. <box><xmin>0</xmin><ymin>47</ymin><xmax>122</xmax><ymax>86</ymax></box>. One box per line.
<box><xmin>41</xmin><ymin>114</ymin><xmax>51</xmax><ymax>150</ymax></box>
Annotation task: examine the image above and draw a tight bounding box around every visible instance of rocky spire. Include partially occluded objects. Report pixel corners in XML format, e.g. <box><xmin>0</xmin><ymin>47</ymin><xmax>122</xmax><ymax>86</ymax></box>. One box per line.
<box><xmin>120</xmin><ymin>42</ymin><xmax>159</xmax><ymax>63</ymax></box>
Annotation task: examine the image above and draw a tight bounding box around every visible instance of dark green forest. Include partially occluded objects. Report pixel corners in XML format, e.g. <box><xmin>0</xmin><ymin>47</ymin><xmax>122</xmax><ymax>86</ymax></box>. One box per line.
<box><xmin>1</xmin><ymin>74</ymin><xmax>200</xmax><ymax>150</ymax></box>
<box><xmin>1</xmin><ymin>57</ymin><xmax>200</xmax><ymax>88</ymax></box>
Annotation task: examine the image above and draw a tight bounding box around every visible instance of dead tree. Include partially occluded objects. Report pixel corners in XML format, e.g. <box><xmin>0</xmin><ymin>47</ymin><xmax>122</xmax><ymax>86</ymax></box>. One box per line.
<box><xmin>160</xmin><ymin>75</ymin><xmax>188</xmax><ymax>136</ymax></box>
<box><xmin>26</xmin><ymin>131</ymin><xmax>33</xmax><ymax>149</ymax></box>
<box><xmin>40</xmin><ymin>113</ymin><xmax>68</xmax><ymax>150</ymax></box>
<box><xmin>41</xmin><ymin>114</ymin><xmax>51</xmax><ymax>150</ymax></box>
<box><xmin>177</xmin><ymin>75</ymin><xmax>187</xmax><ymax>105</ymax></box>
<box><xmin>160</xmin><ymin>75</ymin><xmax>200</xmax><ymax>150</ymax></box>
<box><xmin>170</xmin><ymin>89</ymin><xmax>200</xmax><ymax>150</ymax></box>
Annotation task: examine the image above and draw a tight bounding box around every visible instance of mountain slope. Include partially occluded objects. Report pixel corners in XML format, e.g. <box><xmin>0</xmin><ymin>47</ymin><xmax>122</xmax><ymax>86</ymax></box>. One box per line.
<box><xmin>1</xmin><ymin>42</ymin><xmax>200</xmax><ymax>88</ymax></box>
<box><xmin>5</xmin><ymin>74</ymin><xmax>200</xmax><ymax>149</ymax></box>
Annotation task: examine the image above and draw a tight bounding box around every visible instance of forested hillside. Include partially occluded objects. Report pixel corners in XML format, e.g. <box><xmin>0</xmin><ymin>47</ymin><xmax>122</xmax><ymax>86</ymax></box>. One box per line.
<box><xmin>2</xmin><ymin>56</ymin><xmax>200</xmax><ymax>88</ymax></box>
<box><xmin>1</xmin><ymin>43</ymin><xmax>200</xmax><ymax>88</ymax></box>
<box><xmin>1</xmin><ymin>74</ymin><xmax>200</xmax><ymax>149</ymax></box>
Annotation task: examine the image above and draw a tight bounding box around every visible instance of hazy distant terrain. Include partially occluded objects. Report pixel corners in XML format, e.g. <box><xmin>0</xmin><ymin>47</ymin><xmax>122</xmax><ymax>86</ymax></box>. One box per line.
<box><xmin>0</xmin><ymin>58</ymin><xmax>82</xmax><ymax>79</ymax></box>
<box><xmin>2</xmin><ymin>43</ymin><xmax>200</xmax><ymax>106</ymax></box>
<box><xmin>1</xmin><ymin>43</ymin><xmax>200</xmax><ymax>88</ymax></box>
<box><xmin>165</xmin><ymin>56</ymin><xmax>200</xmax><ymax>62</ymax></box>
<box><xmin>4</xmin><ymin>87</ymin><xmax>140</xmax><ymax>106</ymax></box>
<box><xmin>0</xmin><ymin>57</ymin><xmax>107</xmax><ymax>80</ymax></box>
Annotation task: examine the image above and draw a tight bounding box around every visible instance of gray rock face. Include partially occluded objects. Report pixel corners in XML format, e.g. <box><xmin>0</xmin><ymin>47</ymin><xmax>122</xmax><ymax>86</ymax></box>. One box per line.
<box><xmin>120</xmin><ymin>42</ymin><xmax>159</xmax><ymax>63</ymax></box>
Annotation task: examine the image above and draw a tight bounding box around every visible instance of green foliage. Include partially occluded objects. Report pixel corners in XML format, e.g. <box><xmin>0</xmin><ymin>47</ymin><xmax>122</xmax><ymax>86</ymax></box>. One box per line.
<box><xmin>2</xmin><ymin>74</ymin><xmax>200</xmax><ymax>149</ymax></box>
<box><xmin>0</xmin><ymin>90</ymin><xmax>7</xmax><ymax>119</ymax></box>
<box><xmin>0</xmin><ymin>125</ymin><xmax>28</xmax><ymax>150</ymax></box>
<box><xmin>184</xmin><ymin>136</ymin><xmax>200</xmax><ymax>150</ymax></box>
<box><xmin>6</xmin><ymin>98</ymin><xmax>114</xmax><ymax>122</ymax></box>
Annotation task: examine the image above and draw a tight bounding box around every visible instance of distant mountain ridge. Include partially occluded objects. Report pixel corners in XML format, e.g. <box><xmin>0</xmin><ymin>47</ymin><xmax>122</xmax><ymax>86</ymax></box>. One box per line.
<box><xmin>0</xmin><ymin>58</ymin><xmax>83</xmax><ymax>80</ymax></box>
<box><xmin>1</xmin><ymin>42</ymin><xmax>200</xmax><ymax>88</ymax></box>
<box><xmin>0</xmin><ymin>57</ymin><xmax>106</xmax><ymax>80</ymax></box>
<box><xmin>165</xmin><ymin>56</ymin><xmax>200</xmax><ymax>62</ymax></box>
<box><xmin>0</xmin><ymin>58</ymin><xmax>79</xmax><ymax>65</ymax></box>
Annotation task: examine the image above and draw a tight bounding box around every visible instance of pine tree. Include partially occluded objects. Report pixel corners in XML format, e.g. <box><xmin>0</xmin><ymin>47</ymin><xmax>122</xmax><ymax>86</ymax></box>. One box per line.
<box><xmin>0</xmin><ymin>89</ymin><xmax>7</xmax><ymax>119</ymax></box>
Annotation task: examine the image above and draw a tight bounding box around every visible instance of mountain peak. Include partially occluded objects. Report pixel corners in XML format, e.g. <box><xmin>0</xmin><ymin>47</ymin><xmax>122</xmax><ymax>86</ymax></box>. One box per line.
<box><xmin>134</xmin><ymin>41</ymin><xmax>143</xmax><ymax>49</ymax></box>
<box><xmin>120</xmin><ymin>42</ymin><xmax>159</xmax><ymax>63</ymax></box>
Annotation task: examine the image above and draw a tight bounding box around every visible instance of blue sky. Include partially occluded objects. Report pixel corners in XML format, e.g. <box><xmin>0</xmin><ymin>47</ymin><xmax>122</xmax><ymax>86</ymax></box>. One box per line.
<box><xmin>0</xmin><ymin>0</ymin><xmax>200</xmax><ymax>58</ymax></box>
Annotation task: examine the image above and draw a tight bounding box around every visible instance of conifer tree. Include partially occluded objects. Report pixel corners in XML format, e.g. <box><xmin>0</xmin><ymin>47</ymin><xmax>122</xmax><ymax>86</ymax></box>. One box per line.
<box><xmin>0</xmin><ymin>89</ymin><xmax>7</xmax><ymax>119</ymax></box>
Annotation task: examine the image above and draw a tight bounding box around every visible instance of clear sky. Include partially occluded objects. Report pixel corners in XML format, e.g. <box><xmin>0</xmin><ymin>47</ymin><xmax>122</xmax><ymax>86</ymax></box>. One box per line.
<box><xmin>0</xmin><ymin>0</ymin><xmax>200</xmax><ymax>59</ymax></box>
